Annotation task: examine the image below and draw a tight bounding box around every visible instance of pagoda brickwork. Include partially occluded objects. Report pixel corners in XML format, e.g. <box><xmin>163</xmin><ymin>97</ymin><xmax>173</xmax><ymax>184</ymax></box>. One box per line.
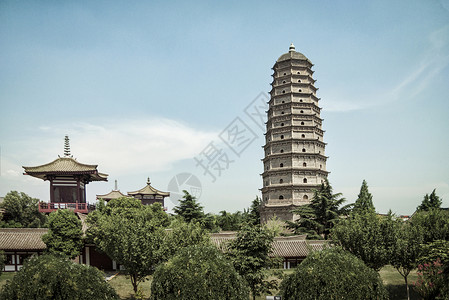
<box><xmin>260</xmin><ymin>44</ymin><xmax>329</xmax><ymax>223</ymax></box>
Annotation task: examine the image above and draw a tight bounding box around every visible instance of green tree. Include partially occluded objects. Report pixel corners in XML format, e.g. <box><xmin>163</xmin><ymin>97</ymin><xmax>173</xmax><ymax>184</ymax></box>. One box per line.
<box><xmin>244</xmin><ymin>196</ymin><xmax>261</xmax><ymax>226</ymax></box>
<box><xmin>280</xmin><ymin>247</ymin><xmax>388</xmax><ymax>300</ymax></box>
<box><xmin>161</xmin><ymin>219</ymin><xmax>210</xmax><ymax>260</ymax></box>
<box><xmin>88</xmin><ymin>198</ymin><xmax>168</xmax><ymax>293</ymax></box>
<box><xmin>410</xmin><ymin>208</ymin><xmax>449</xmax><ymax>243</ymax></box>
<box><xmin>390</xmin><ymin>223</ymin><xmax>424</xmax><ymax>300</ymax></box>
<box><xmin>417</xmin><ymin>189</ymin><xmax>442</xmax><ymax>211</ymax></box>
<box><xmin>151</xmin><ymin>245</ymin><xmax>249</xmax><ymax>300</ymax></box>
<box><xmin>0</xmin><ymin>254</ymin><xmax>118</xmax><ymax>300</ymax></box>
<box><xmin>217</xmin><ymin>210</ymin><xmax>244</xmax><ymax>231</ymax></box>
<box><xmin>0</xmin><ymin>191</ymin><xmax>46</xmax><ymax>228</ymax></box>
<box><xmin>173</xmin><ymin>190</ymin><xmax>204</xmax><ymax>223</ymax></box>
<box><xmin>289</xmin><ymin>179</ymin><xmax>348</xmax><ymax>239</ymax></box>
<box><xmin>227</xmin><ymin>224</ymin><xmax>278</xmax><ymax>300</ymax></box>
<box><xmin>42</xmin><ymin>209</ymin><xmax>83</xmax><ymax>259</ymax></box>
<box><xmin>332</xmin><ymin>210</ymin><xmax>400</xmax><ymax>271</ymax></box>
<box><xmin>352</xmin><ymin>180</ymin><xmax>375</xmax><ymax>214</ymax></box>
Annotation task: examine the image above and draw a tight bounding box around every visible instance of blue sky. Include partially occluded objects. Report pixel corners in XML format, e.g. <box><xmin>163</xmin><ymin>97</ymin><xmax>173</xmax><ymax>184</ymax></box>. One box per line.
<box><xmin>1</xmin><ymin>0</ymin><xmax>448</xmax><ymax>214</ymax></box>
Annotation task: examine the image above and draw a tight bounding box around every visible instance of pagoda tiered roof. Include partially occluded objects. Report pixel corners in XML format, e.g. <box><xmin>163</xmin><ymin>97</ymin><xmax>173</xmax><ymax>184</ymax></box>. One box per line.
<box><xmin>23</xmin><ymin>157</ymin><xmax>108</xmax><ymax>182</ymax></box>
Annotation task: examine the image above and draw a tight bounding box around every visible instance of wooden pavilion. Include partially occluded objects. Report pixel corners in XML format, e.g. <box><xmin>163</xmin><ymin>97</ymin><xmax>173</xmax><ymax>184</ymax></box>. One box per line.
<box><xmin>22</xmin><ymin>136</ymin><xmax>108</xmax><ymax>213</ymax></box>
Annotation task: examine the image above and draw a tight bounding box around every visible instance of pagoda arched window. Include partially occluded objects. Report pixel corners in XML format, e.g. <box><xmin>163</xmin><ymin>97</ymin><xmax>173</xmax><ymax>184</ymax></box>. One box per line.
<box><xmin>283</xmin><ymin>73</ymin><xmax>287</xmax><ymax>75</ymax></box>
<box><xmin>301</xmin><ymin>122</ymin><xmax>305</xmax><ymax>125</ymax></box>
<box><xmin>283</xmin><ymin>80</ymin><xmax>286</xmax><ymax>84</ymax></box>
<box><xmin>298</xmin><ymin>89</ymin><xmax>302</xmax><ymax>92</ymax></box>
<box><xmin>300</xmin><ymin>110</ymin><xmax>304</xmax><ymax>113</ymax></box>
<box><xmin>279</xmin><ymin>195</ymin><xmax>284</xmax><ymax>199</ymax></box>
<box><xmin>303</xmin><ymin>195</ymin><xmax>309</xmax><ymax>200</ymax></box>
<box><xmin>280</xmin><ymin>163</ymin><xmax>284</xmax><ymax>168</ymax></box>
<box><xmin>280</xmin><ymin>135</ymin><xmax>284</xmax><ymax>139</ymax></box>
<box><xmin>302</xmin><ymin>148</ymin><xmax>306</xmax><ymax>152</ymax></box>
<box><xmin>298</xmin><ymin>80</ymin><xmax>301</xmax><ymax>83</ymax></box>
<box><xmin>280</xmin><ymin>149</ymin><xmax>284</xmax><ymax>153</ymax></box>
<box><xmin>297</xmin><ymin>71</ymin><xmax>300</xmax><ymax>74</ymax></box>
<box><xmin>279</xmin><ymin>179</ymin><xmax>283</xmax><ymax>184</ymax></box>
<box><xmin>299</xmin><ymin>99</ymin><xmax>303</xmax><ymax>102</ymax></box>
<box><xmin>303</xmin><ymin>178</ymin><xmax>308</xmax><ymax>183</ymax></box>
<box><xmin>281</xmin><ymin>123</ymin><xmax>284</xmax><ymax>126</ymax></box>
<box><xmin>282</xmin><ymin>90</ymin><xmax>285</xmax><ymax>94</ymax></box>
<box><xmin>303</xmin><ymin>162</ymin><xmax>307</xmax><ymax>167</ymax></box>
<box><xmin>301</xmin><ymin>134</ymin><xmax>305</xmax><ymax>138</ymax></box>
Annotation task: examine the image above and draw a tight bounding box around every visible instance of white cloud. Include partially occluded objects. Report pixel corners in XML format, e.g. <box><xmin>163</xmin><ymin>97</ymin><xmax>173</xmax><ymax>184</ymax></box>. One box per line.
<box><xmin>29</xmin><ymin>118</ymin><xmax>220</xmax><ymax>176</ymax></box>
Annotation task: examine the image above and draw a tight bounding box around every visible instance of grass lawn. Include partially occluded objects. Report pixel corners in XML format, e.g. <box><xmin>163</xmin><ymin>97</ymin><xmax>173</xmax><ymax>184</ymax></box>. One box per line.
<box><xmin>380</xmin><ymin>265</ymin><xmax>420</xmax><ymax>300</ymax></box>
<box><xmin>0</xmin><ymin>266</ymin><xmax>422</xmax><ymax>299</ymax></box>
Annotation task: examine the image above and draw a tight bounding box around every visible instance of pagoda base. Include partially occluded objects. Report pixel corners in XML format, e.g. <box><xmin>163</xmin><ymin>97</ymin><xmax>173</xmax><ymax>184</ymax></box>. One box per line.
<box><xmin>260</xmin><ymin>204</ymin><xmax>300</xmax><ymax>223</ymax></box>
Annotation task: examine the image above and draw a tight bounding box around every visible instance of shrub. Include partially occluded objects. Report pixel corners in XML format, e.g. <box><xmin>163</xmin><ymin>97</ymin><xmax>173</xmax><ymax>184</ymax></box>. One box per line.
<box><xmin>0</xmin><ymin>254</ymin><xmax>118</xmax><ymax>300</ymax></box>
<box><xmin>151</xmin><ymin>245</ymin><xmax>249</xmax><ymax>300</ymax></box>
<box><xmin>280</xmin><ymin>247</ymin><xmax>388</xmax><ymax>300</ymax></box>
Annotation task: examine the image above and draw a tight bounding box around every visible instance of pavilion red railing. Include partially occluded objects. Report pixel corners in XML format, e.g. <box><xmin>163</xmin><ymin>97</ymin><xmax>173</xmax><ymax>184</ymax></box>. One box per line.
<box><xmin>38</xmin><ymin>202</ymin><xmax>95</xmax><ymax>214</ymax></box>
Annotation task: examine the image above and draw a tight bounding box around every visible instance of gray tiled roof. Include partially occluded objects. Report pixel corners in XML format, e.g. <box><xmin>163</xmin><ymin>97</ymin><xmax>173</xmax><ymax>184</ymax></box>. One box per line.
<box><xmin>96</xmin><ymin>190</ymin><xmax>128</xmax><ymax>201</ymax></box>
<box><xmin>210</xmin><ymin>231</ymin><xmax>327</xmax><ymax>257</ymax></box>
<box><xmin>23</xmin><ymin>157</ymin><xmax>108</xmax><ymax>181</ymax></box>
<box><xmin>0</xmin><ymin>228</ymin><xmax>47</xmax><ymax>250</ymax></box>
<box><xmin>277</xmin><ymin>51</ymin><xmax>311</xmax><ymax>64</ymax></box>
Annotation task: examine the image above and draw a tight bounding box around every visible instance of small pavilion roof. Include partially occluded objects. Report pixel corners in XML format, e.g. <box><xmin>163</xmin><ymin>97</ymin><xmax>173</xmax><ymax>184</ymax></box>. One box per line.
<box><xmin>127</xmin><ymin>178</ymin><xmax>170</xmax><ymax>197</ymax></box>
<box><xmin>96</xmin><ymin>190</ymin><xmax>128</xmax><ymax>201</ymax></box>
<box><xmin>23</xmin><ymin>157</ymin><xmax>108</xmax><ymax>182</ymax></box>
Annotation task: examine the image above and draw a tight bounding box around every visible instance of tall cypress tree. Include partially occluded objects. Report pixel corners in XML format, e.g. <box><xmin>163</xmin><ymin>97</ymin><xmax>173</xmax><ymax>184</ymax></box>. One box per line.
<box><xmin>353</xmin><ymin>180</ymin><xmax>375</xmax><ymax>214</ymax></box>
<box><xmin>417</xmin><ymin>189</ymin><xmax>442</xmax><ymax>211</ymax></box>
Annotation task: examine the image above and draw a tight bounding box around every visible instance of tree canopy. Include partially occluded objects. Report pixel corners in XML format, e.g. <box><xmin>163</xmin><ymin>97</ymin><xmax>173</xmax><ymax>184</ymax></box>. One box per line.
<box><xmin>352</xmin><ymin>180</ymin><xmax>375</xmax><ymax>214</ymax></box>
<box><xmin>151</xmin><ymin>245</ymin><xmax>249</xmax><ymax>300</ymax></box>
<box><xmin>280</xmin><ymin>247</ymin><xmax>388</xmax><ymax>300</ymax></box>
<box><xmin>227</xmin><ymin>224</ymin><xmax>278</xmax><ymax>300</ymax></box>
<box><xmin>87</xmin><ymin>197</ymin><xmax>169</xmax><ymax>293</ymax></box>
<box><xmin>417</xmin><ymin>189</ymin><xmax>442</xmax><ymax>211</ymax></box>
<box><xmin>173</xmin><ymin>190</ymin><xmax>205</xmax><ymax>223</ymax></box>
<box><xmin>0</xmin><ymin>191</ymin><xmax>46</xmax><ymax>228</ymax></box>
<box><xmin>0</xmin><ymin>254</ymin><xmax>119</xmax><ymax>300</ymax></box>
<box><xmin>332</xmin><ymin>210</ymin><xmax>400</xmax><ymax>271</ymax></box>
<box><xmin>289</xmin><ymin>179</ymin><xmax>348</xmax><ymax>239</ymax></box>
<box><xmin>390</xmin><ymin>222</ymin><xmax>424</xmax><ymax>300</ymax></box>
<box><xmin>42</xmin><ymin>209</ymin><xmax>83</xmax><ymax>259</ymax></box>
<box><xmin>410</xmin><ymin>208</ymin><xmax>449</xmax><ymax>243</ymax></box>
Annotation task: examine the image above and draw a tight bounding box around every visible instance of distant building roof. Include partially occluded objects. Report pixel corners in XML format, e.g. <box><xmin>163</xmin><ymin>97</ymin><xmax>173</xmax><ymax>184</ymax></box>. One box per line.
<box><xmin>210</xmin><ymin>231</ymin><xmax>327</xmax><ymax>257</ymax></box>
<box><xmin>96</xmin><ymin>190</ymin><xmax>128</xmax><ymax>201</ymax></box>
<box><xmin>23</xmin><ymin>157</ymin><xmax>108</xmax><ymax>182</ymax></box>
<box><xmin>0</xmin><ymin>228</ymin><xmax>47</xmax><ymax>250</ymax></box>
<box><xmin>127</xmin><ymin>178</ymin><xmax>170</xmax><ymax>197</ymax></box>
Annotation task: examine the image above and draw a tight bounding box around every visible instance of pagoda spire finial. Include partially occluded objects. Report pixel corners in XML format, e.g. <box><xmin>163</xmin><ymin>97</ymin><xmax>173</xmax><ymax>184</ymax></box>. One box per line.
<box><xmin>147</xmin><ymin>177</ymin><xmax>151</xmax><ymax>185</ymax></box>
<box><xmin>114</xmin><ymin>179</ymin><xmax>118</xmax><ymax>190</ymax></box>
<box><xmin>289</xmin><ymin>43</ymin><xmax>296</xmax><ymax>52</ymax></box>
<box><xmin>63</xmin><ymin>135</ymin><xmax>72</xmax><ymax>157</ymax></box>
